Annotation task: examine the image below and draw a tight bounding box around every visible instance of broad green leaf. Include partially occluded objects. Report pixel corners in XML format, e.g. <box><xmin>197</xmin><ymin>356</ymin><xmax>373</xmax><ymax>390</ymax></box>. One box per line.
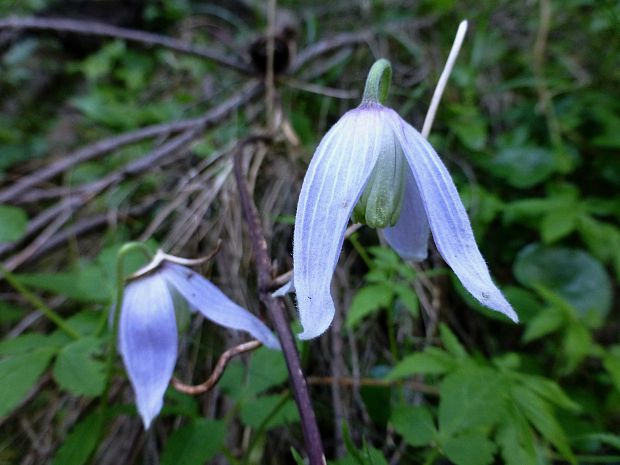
<box><xmin>514</xmin><ymin>244</ymin><xmax>612</xmax><ymax>321</ymax></box>
<box><xmin>160</xmin><ymin>419</ymin><xmax>225</xmax><ymax>465</ymax></box>
<box><xmin>511</xmin><ymin>385</ymin><xmax>575</xmax><ymax>463</ymax></box>
<box><xmin>51</xmin><ymin>411</ymin><xmax>104</xmax><ymax>465</ymax></box>
<box><xmin>53</xmin><ymin>337</ymin><xmax>106</xmax><ymax>397</ymax></box>
<box><xmin>490</xmin><ymin>147</ymin><xmax>556</xmax><ymax>188</ymax></box>
<box><xmin>439</xmin><ymin>324</ymin><xmax>467</xmax><ymax>358</ymax></box>
<box><xmin>0</xmin><ymin>204</ymin><xmax>28</xmax><ymax>243</ymax></box>
<box><xmin>239</xmin><ymin>395</ymin><xmax>299</xmax><ymax>429</ymax></box>
<box><xmin>439</xmin><ymin>367</ymin><xmax>505</xmax><ymax>436</ymax></box>
<box><xmin>391</xmin><ymin>405</ymin><xmax>436</xmax><ymax>447</ymax></box>
<box><xmin>0</xmin><ymin>348</ymin><xmax>55</xmax><ymax>417</ymax></box>
<box><xmin>346</xmin><ymin>284</ymin><xmax>393</xmax><ymax>329</ymax></box>
<box><xmin>442</xmin><ymin>434</ymin><xmax>496</xmax><ymax>465</ymax></box>
<box><xmin>387</xmin><ymin>348</ymin><xmax>457</xmax><ymax>380</ymax></box>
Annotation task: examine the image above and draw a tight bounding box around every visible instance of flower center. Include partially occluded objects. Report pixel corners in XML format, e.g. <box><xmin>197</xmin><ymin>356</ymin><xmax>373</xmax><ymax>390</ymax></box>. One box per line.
<box><xmin>352</xmin><ymin>133</ymin><xmax>406</xmax><ymax>228</ymax></box>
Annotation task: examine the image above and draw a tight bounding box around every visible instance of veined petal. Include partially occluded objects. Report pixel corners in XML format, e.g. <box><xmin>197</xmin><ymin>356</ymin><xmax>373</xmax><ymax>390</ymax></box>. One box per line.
<box><xmin>382</xmin><ymin>169</ymin><xmax>430</xmax><ymax>261</ymax></box>
<box><xmin>293</xmin><ymin>105</ymin><xmax>384</xmax><ymax>339</ymax></box>
<box><xmin>162</xmin><ymin>263</ymin><xmax>280</xmax><ymax>350</ymax></box>
<box><xmin>119</xmin><ymin>272</ymin><xmax>178</xmax><ymax>429</ymax></box>
<box><xmin>385</xmin><ymin>109</ymin><xmax>518</xmax><ymax>322</ymax></box>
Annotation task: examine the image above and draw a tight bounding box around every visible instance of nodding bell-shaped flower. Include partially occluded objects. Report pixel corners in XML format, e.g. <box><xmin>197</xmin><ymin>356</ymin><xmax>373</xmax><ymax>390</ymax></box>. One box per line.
<box><xmin>292</xmin><ymin>59</ymin><xmax>518</xmax><ymax>340</ymax></box>
<box><xmin>118</xmin><ymin>250</ymin><xmax>280</xmax><ymax>428</ymax></box>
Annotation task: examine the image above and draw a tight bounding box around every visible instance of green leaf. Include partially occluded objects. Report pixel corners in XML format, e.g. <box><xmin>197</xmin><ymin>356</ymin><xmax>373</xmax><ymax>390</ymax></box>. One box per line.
<box><xmin>541</xmin><ymin>209</ymin><xmax>578</xmax><ymax>243</ymax></box>
<box><xmin>515</xmin><ymin>374</ymin><xmax>580</xmax><ymax>412</ymax></box>
<box><xmin>442</xmin><ymin>434</ymin><xmax>496</xmax><ymax>465</ymax></box>
<box><xmin>239</xmin><ymin>395</ymin><xmax>299</xmax><ymax>429</ymax></box>
<box><xmin>392</xmin><ymin>283</ymin><xmax>419</xmax><ymax>317</ymax></box>
<box><xmin>603</xmin><ymin>349</ymin><xmax>620</xmax><ymax>394</ymax></box>
<box><xmin>52</xmin><ymin>337</ymin><xmax>106</xmax><ymax>397</ymax></box>
<box><xmin>496</xmin><ymin>415</ymin><xmax>537</xmax><ymax>465</ymax></box>
<box><xmin>16</xmin><ymin>264</ymin><xmax>112</xmax><ymax>303</ymax></box>
<box><xmin>522</xmin><ymin>306</ymin><xmax>565</xmax><ymax>343</ymax></box>
<box><xmin>52</xmin><ymin>411</ymin><xmax>104</xmax><ymax>465</ymax></box>
<box><xmin>387</xmin><ymin>348</ymin><xmax>457</xmax><ymax>380</ymax></box>
<box><xmin>438</xmin><ymin>367</ymin><xmax>505</xmax><ymax>436</ymax></box>
<box><xmin>562</xmin><ymin>322</ymin><xmax>592</xmax><ymax>373</ymax></box>
<box><xmin>514</xmin><ymin>244</ymin><xmax>612</xmax><ymax>321</ymax></box>
<box><xmin>346</xmin><ymin>284</ymin><xmax>394</xmax><ymax>329</ymax></box>
<box><xmin>0</xmin><ymin>204</ymin><xmax>28</xmax><ymax>243</ymax></box>
<box><xmin>160</xmin><ymin>419</ymin><xmax>225</xmax><ymax>465</ymax></box>
<box><xmin>0</xmin><ymin>333</ymin><xmax>64</xmax><ymax>356</ymax></box>
<box><xmin>439</xmin><ymin>324</ymin><xmax>467</xmax><ymax>358</ymax></box>
<box><xmin>391</xmin><ymin>405</ymin><xmax>436</xmax><ymax>447</ymax></box>
<box><xmin>511</xmin><ymin>385</ymin><xmax>575</xmax><ymax>463</ymax></box>
<box><xmin>0</xmin><ymin>348</ymin><xmax>55</xmax><ymax>417</ymax></box>
<box><xmin>490</xmin><ymin>147</ymin><xmax>556</xmax><ymax>188</ymax></box>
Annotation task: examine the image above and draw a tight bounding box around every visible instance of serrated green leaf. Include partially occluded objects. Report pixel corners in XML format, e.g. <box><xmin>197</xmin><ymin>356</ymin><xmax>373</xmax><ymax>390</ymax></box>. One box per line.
<box><xmin>0</xmin><ymin>204</ymin><xmax>28</xmax><ymax>243</ymax></box>
<box><xmin>0</xmin><ymin>333</ymin><xmax>64</xmax><ymax>356</ymax></box>
<box><xmin>160</xmin><ymin>419</ymin><xmax>225</xmax><ymax>465</ymax></box>
<box><xmin>496</xmin><ymin>416</ymin><xmax>537</xmax><ymax>465</ymax></box>
<box><xmin>53</xmin><ymin>337</ymin><xmax>105</xmax><ymax>397</ymax></box>
<box><xmin>392</xmin><ymin>283</ymin><xmax>419</xmax><ymax>317</ymax></box>
<box><xmin>562</xmin><ymin>322</ymin><xmax>592</xmax><ymax>373</ymax></box>
<box><xmin>16</xmin><ymin>265</ymin><xmax>111</xmax><ymax>303</ymax></box>
<box><xmin>387</xmin><ymin>348</ymin><xmax>456</xmax><ymax>380</ymax></box>
<box><xmin>522</xmin><ymin>306</ymin><xmax>565</xmax><ymax>343</ymax></box>
<box><xmin>439</xmin><ymin>324</ymin><xmax>467</xmax><ymax>358</ymax></box>
<box><xmin>541</xmin><ymin>209</ymin><xmax>578</xmax><ymax>243</ymax></box>
<box><xmin>442</xmin><ymin>434</ymin><xmax>496</xmax><ymax>465</ymax></box>
<box><xmin>439</xmin><ymin>367</ymin><xmax>505</xmax><ymax>436</ymax></box>
<box><xmin>346</xmin><ymin>284</ymin><xmax>393</xmax><ymax>329</ymax></box>
<box><xmin>391</xmin><ymin>405</ymin><xmax>436</xmax><ymax>447</ymax></box>
<box><xmin>52</xmin><ymin>411</ymin><xmax>104</xmax><ymax>465</ymax></box>
<box><xmin>0</xmin><ymin>348</ymin><xmax>55</xmax><ymax>417</ymax></box>
<box><xmin>511</xmin><ymin>385</ymin><xmax>575</xmax><ymax>463</ymax></box>
<box><xmin>514</xmin><ymin>374</ymin><xmax>580</xmax><ymax>412</ymax></box>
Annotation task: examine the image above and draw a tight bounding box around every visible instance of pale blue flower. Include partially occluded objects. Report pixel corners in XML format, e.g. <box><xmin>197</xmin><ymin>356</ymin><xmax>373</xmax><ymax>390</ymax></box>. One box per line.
<box><xmin>292</xmin><ymin>60</ymin><xmax>518</xmax><ymax>340</ymax></box>
<box><xmin>119</xmin><ymin>254</ymin><xmax>279</xmax><ymax>428</ymax></box>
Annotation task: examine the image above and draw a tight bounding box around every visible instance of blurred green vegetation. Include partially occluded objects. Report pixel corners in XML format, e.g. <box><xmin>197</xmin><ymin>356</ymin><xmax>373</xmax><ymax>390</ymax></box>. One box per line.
<box><xmin>0</xmin><ymin>0</ymin><xmax>619</xmax><ymax>464</ymax></box>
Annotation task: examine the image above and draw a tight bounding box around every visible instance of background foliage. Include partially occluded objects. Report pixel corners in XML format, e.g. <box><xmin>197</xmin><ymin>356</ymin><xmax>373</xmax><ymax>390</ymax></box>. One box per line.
<box><xmin>0</xmin><ymin>0</ymin><xmax>619</xmax><ymax>464</ymax></box>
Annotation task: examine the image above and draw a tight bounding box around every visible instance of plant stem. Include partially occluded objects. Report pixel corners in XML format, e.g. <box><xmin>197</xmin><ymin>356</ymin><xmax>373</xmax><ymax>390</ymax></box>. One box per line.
<box><xmin>233</xmin><ymin>138</ymin><xmax>326</xmax><ymax>465</ymax></box>
<box><xmin>0</xmin><ymin>263</ymin><xmax>80</xmax><ymax>339</ymax></box>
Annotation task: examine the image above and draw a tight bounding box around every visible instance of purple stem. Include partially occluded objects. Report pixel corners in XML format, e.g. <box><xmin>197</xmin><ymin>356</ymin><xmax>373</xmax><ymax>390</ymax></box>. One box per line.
<box><xmin>233</xmin><ymin>137</ymin><xmax>326</xmax><ymax>465</ymax></box>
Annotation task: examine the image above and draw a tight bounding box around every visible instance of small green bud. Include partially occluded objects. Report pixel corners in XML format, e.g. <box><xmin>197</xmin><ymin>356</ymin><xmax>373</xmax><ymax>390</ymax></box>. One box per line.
<box><xmin>352</xmin><ymin>132</ymin><xmax>406</xmax><ymax>228</ymax></box>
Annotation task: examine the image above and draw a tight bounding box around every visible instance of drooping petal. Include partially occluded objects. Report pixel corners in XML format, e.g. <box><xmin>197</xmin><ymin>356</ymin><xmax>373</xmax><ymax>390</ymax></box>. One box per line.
<box><xmin>293</xmin><ymin>106</ymin><xmax>384</xmax><ymax>339</ymax></box>
<box><xmin>385</xmin><ymin>109</ymin><xmax>518</xmax><ymax>322</ymax></box>
<box><xmin>162</xmin><ymin>263</ymin><xmax>281</xmax><ymax>350</ymax></box>
<box><xmin>119</xmin><ymin>272</ymin><xmax>178</xmax><ymax>428</ymax></box>
<box><xmin>382</xmin><ymin>168</ymin><xmax>430</xmax><ymax>261</ymax></box>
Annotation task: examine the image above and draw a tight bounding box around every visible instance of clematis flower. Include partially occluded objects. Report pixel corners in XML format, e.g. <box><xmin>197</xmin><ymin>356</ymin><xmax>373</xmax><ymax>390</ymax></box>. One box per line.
<box><xmin>118</xmin><ymin>250</ymin><xmax>280</xmax><ymax>428</ymax></box>
<box><xmin>292</xmin><ymin>59</ymin><xmax>518</xmax><ymax>340</ymax></box>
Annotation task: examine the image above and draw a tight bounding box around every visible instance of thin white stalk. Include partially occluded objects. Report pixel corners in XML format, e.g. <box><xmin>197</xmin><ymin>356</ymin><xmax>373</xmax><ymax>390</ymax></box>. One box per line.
<box><xmin>421</xmin><ymin>20</ymin><xmax>468</xmax><ymax>138</ymax></box>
